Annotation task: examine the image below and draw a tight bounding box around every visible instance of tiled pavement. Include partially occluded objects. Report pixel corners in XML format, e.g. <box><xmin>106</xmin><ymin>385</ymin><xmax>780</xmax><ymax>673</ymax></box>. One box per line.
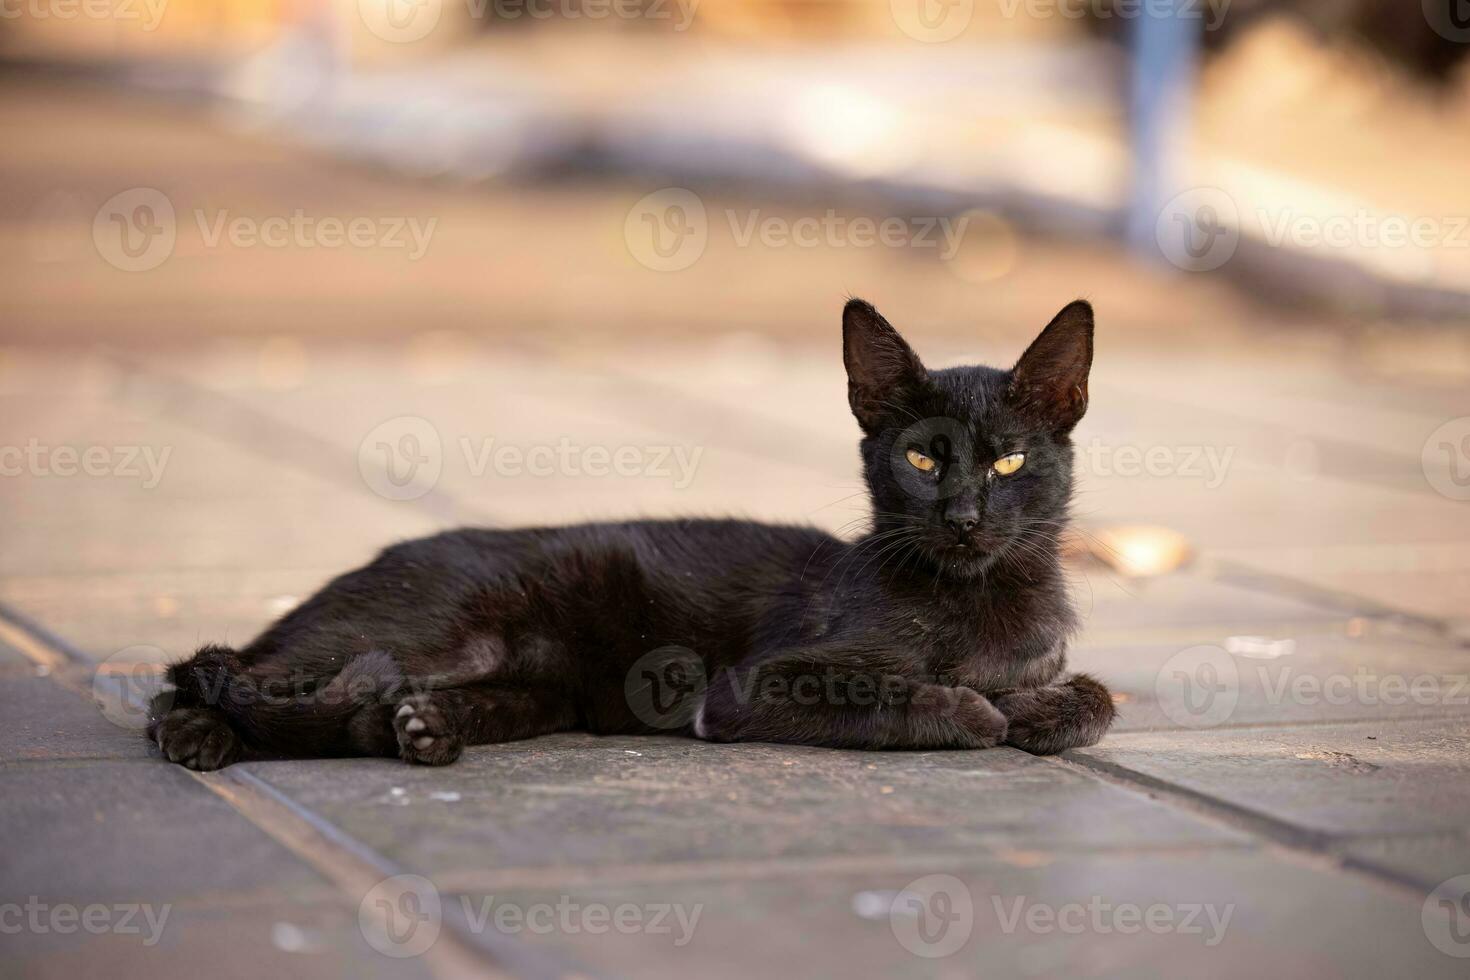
<box><xmin>2</xmin><ymin>332</ymin><xmax>1468</xmax><ymax>978</ymax></box>
<box><xmin>3</xmin><ymin>82</ymin><xmax>1470</xmax><ymax>979</ymax></box>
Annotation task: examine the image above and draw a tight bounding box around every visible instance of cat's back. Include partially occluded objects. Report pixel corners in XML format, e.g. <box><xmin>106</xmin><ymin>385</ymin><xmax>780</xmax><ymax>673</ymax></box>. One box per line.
<box><xmin>378</xmin><ymin>518</ymin><xmax>837</xmax><ymax>585</ymax></box>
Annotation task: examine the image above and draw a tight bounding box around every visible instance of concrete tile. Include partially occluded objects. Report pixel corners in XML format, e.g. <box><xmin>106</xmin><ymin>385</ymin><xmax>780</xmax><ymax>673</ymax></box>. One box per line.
<box><xmin>1074</xmin><ymin>717</ymin><xmax>1470</xmax><ymax>850</ymax></box>
<box><xmin>4</xmin><ymin>898</ymin><xmax>426</xmax><ymax>980</ymax></box>
<box><xmin>1343</xmin><ymin>832</ymin><xmax>1470</xmax><ymax>891</ymax></box>
<box><xmin>0</xmin><ymin>674</ymin><xmax>143</xmax><ymax>761</ymax></box>
<box><xmin>0</xmin><ymin>567</ymin><xmax>355</xmax><ymax>663</ymax></box>
<box><xmin>245</xmin><ymin>735</ymin><xmax>1247</xmax><ymax>883</ymax></box>
<box><xmin>0</xmin><ymin>396</ymin><xmax>437</xmax><ymax>580</ymax></box>
<box><xmin>446</xmin><ymin>849</ymin><xmax>1463</xmax><ymax>979</ymax></box>
<box><xmin>1072</xmin><ymin>630</ymin><xmax>1470</xmax><ymax>733</ymax></box>
<box><xmin>1208</xmin><ymin>560</ymin><xmax>1470</xmax><ymax>624</ymax></box>
<box><xmin>1099</xmin><ymin>352</ymin><xmax>1461</xmax><ymax>464</ymax></box>
<box><xmin>143</xmin><ymin>346</ymin><xmax>862</xmax><ymax>531</ymax></box>
<box><xmin>1071</xmin><ymin>569</ymin><xmax>1352</xmax><ymax>646</ymax></box>
<box><xmin>0</xmin><ymin>629</ymin><xmax>33</xmax><ymax>667</ymax></box>
<box><xmin>0</xmin><ymin>758</ymin><xmax>332</xmax><ymax>905</ymax></box>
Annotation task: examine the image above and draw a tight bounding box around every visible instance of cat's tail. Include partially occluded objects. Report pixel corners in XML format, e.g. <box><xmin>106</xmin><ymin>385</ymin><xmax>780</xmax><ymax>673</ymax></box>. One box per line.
<box><xmin>150</xmin><ymin>644</ymin><xmax>403</xmax><ymax>755</ymax></box>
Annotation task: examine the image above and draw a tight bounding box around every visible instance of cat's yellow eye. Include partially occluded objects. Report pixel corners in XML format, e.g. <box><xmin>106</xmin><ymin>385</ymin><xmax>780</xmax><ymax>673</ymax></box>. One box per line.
<box><xmin>993</xmin><ymin>452</ymin><xmax>1026</xmax><ymax>476</ymax></box>
<box><xmin>905</xmin><ymin>448</ymin><xmax>937</xmax><ymax>473</ymax></box>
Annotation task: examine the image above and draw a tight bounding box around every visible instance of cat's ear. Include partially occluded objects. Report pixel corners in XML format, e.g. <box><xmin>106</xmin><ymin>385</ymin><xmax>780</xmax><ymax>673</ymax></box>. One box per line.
<box><xmin>843</xmin><ymin>299</ymin><xmax>926</xmax><ymax>434</ymax></box>
<box><xmin>1007</xmin><ymin>300</ymin><xmax>1094</xmax><ymax>436</ymax></box>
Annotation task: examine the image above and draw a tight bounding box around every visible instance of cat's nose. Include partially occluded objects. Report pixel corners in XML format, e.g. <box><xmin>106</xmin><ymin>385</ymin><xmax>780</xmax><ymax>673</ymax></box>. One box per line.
<box><xmin>945</xmin><ymin>515</ymin><xmax>979</xmax><ymax>535</ymax></box>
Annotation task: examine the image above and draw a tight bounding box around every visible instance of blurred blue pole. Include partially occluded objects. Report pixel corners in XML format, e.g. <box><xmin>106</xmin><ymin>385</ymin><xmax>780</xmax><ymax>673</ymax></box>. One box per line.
<box><xmin>1126</xmin><ymin>1</ymin><xmax>1204</xmax><ymax>258</ymax></box>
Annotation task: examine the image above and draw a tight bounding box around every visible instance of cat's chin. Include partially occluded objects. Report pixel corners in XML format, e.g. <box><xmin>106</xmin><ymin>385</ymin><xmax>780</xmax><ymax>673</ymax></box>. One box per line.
<box><xmin>919</xmin><ymin>543</ymin><xmax>1003</xmax><ymax>581</ymax></box>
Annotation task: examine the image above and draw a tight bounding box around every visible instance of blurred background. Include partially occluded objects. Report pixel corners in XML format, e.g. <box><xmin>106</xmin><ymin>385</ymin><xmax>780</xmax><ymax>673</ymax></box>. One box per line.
<box><xmin>4</xmin><ymin>2</ymin><xmax>1470</xmax><ymax>977</ymax></box>
<box><xmin>3</xmin><ymin>0</ymin><xmax>1469</xmax><ymax>644</ymax></box>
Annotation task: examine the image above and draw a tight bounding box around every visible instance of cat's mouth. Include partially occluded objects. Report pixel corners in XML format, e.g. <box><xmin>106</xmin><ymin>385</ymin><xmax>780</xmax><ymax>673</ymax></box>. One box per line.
<box><xmin>931</xmin><ymin>529</ymin><xmax>1016</xmax><ymax>567</ymax></box>
<box><xmin>942</xmin><ymin>530</ymin><xmax>1005</xmax><ymax>553</ymax></box>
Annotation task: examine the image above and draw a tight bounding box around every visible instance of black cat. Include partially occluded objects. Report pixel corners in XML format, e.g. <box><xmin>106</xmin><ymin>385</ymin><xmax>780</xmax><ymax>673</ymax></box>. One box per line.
<box><xmin>148</xmin><ymin>299</ymin><xmax>1115</xmax><ymax>769</ymax></box>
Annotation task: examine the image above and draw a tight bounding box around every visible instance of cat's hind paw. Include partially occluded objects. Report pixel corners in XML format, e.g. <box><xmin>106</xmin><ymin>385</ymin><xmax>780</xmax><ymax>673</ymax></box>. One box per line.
<box><xmin>393</xmin><ymin>695</ymin><xmax>464</xmax><ymax>766</ymax></box>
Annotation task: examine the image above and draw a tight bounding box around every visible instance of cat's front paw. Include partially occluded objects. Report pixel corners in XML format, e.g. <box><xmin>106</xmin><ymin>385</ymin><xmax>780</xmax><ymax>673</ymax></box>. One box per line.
<box><xmin>910</xmin><ymin>685</ymin><xmax>1007</xmax><ymax>748</ymax></box>
<box><xmin>991</xmin><ymin>674</ymin><xmax>1116</xmax><ymax>755</ymax></box>
<box><xmin>951</xmin><ymin>687</ymin><xmax>1008</xmax><ymax>748</ymax></box>
<box><xmin>393</xmin><ymin>694</ymin><xmax>464</xmax><ymax>766</ymax></box>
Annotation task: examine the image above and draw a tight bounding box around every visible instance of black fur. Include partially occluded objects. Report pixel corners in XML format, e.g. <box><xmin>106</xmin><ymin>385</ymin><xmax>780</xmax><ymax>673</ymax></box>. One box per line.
<box><xmin>148</xmin><ymin>299</ymin><xmax>1115</xmax><ymax>768</ymax></box>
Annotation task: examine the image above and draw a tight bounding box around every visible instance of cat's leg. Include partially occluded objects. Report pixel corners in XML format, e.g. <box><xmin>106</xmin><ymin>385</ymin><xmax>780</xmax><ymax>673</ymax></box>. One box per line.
<box><xmin>695</xmin><ymin>651</ymin><xmax>1007</xmax><ymax>750</ymax></box>
<box><xmin>987</xmin><ymin>673</ymin><xmax>1115</xmax><ymax>755</ymax></box>
<box><xmin>363</xmin><ymin>684</ymin><xmax>578</xmax><ymax>766</ymax></box>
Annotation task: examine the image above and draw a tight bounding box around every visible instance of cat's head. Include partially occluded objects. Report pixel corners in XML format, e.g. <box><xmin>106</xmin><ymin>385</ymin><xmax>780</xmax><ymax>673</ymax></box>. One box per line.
<box><xmin>843</xmin><ymin>298</ymin><xmax>1093</xmax><ymax>580</ymax></box>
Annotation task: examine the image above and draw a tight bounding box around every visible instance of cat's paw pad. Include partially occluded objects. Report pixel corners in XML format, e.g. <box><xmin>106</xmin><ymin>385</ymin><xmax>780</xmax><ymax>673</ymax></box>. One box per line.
<box><xmin>152</xmin><ymin>708</ymin><xmax>243</xmax><ymax>771</ymax></box>
<box><xmin>392</xmin><ymin>695</ymin><xmax>464</xmax><ymax>766</ymax></box>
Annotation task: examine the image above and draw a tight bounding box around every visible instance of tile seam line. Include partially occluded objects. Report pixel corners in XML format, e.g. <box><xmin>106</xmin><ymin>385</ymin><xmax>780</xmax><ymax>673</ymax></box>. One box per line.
<box><xmin>2</xmin><ymin>607</ymin><xmax>587</xmax><ymax>980</ymax></box>
<box><xmin>0</xmin><ymin>598</ymin><xmax>89</xmax><ymax>667</ymax></box>
<box><xmin>1200</xmin><ymin>558</ymin><xmax>1462</xmax><ymax>643</ymax></box>
<box><xmin>99</xmin><ymin>346</ymin><xmax>484</xmax><ymax>527</ymax></box>
<box><xmin>1049</xmin><ymin>752</ymin><xmax>1437</xmax><ymax>902</ymax></box>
